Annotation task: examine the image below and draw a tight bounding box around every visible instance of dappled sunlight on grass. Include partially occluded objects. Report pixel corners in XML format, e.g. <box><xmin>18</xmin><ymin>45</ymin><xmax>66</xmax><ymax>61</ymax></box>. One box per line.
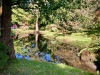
<box><xmin>67</xmin><ymin>35</ymin><xmax>91</xmax><ymax>42</ymax></box>
<box><xmin>1</xmin><ymin>60</ymin><xmax>97</xmax><ymax>75</ymax></box>
<box><xmin>56</xmin><ymin>63</ymin><xmax>97</xmax><ymax>75</ymax></box>
<box><xmin>55</xmin><ymin>35</ymin><xmax>92</xmax><ymax>49</ymax></box>
<box><xmin>57</xmin><ymin>63</ymin><xmax>67</xmax><ymax>68</ymax></box>
<box><xmin>12</xmin><ymin>29</ymin><xmax>34</xmax><ymax>34</ymax></box>
<box><xmin>42</xmin><ymin>31</ymin><xmax>57</xmax><ymax>39</ymax></box>
<box><xmin>56</xmin><ymin>35</ymin><xmax>91</xmax><ymax>42</ymax></box>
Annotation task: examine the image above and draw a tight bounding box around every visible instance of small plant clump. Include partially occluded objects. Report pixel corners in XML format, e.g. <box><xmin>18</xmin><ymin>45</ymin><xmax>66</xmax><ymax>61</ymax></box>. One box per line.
<box><xmin>87</xmin><ymin>39</ymin><xmax>100</xmax><ymax>52</ymax></box>
<box><xmin>0</xmin><ymin>41</ymin><xmax>10</xmax><ymax>70</ymax></box>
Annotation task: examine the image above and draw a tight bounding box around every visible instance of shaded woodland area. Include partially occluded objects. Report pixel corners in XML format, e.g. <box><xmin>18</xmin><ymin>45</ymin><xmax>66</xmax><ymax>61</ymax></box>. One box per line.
<box><xmin>0</xmin><ymin>0</ymin><xmax>100</xmax><ymax>75</ymax></box>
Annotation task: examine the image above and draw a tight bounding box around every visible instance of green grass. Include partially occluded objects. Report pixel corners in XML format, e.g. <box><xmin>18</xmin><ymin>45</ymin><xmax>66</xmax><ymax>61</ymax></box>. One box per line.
<box><xmin>56</xmin><ymin>34</ymin><xmax>91</xmax><ymax>49</ymax></box>
<box><xmin>1</xmin><ymin>59</ymin><xmax>97</xmax><ymax>75</ymax></box>
<box><xmin>67</xmin><ymin>35</ymin><xmax>92</xmax><ymax>48</ymax></box>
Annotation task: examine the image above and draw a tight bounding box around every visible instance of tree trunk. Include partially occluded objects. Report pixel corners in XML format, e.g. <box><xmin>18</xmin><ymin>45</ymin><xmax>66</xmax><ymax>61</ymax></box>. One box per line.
<box><xmin>1</xmin><ymin>0</ymin><xmax>15</xmax><ymax>59</ymax></box>
<box><xmin>35</xmin><ymin>10</ymin><xmax>39</xmax><ymax>47</ymax></box>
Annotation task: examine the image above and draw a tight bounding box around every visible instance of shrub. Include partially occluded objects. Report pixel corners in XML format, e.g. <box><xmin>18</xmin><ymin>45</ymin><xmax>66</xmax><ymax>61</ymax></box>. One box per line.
<box><xmin>0</xmin><ymin>41</ymin><xmax>10</xmax><ymax>70</ymax></box>
<box><xmin>0</xmin><ymin>50</ymin><xmax>9</xmax><ymax>70</ymax></box>
<box><xmin>87</xmin><ymin>39</ymin><xmax>100</xmax><ymax>52</ymax></box>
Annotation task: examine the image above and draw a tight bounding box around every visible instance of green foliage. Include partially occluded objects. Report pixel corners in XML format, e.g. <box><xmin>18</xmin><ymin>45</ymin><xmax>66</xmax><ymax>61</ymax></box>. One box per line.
<box><xmin>12</xmin><ymin>0</ymin><xmax>29</xmax><ymax>9</ymax></box>
<box><xmin>0</xmin><ymin>50</ymin><xmax>9</xmax><ymax>70</ymax></box>
<box><xmin>14</xmin><ymin>40</ymin><xmax>30</xmax><ymax>55</ymax></box>
<box><xmin>87</xmin><ymin>39</ymin><xmax>100</xmax><ymax>52</ymax></box>
<box><xmin>11</xmin><ymin>0</ymin><xmax>99</xmax><ymax>33</ymax></box>
<box><xmin>0</xmin><ymin>41</ymin><xmax>10</xmax><ymax>70</ymax></box>
<box><xmin>12</xmin><ymin>8</ymin><xmax>34</xmax><ymax>26</ymax></box>
<box><xmin>87</xmin><ymin>21</ymin><xmax>100</xmax><ymax>30</ymax></box>
<box><xmin>0</xmin><ymin>41</ymin><xmax>10</xmax><ymax>53</ymax></box>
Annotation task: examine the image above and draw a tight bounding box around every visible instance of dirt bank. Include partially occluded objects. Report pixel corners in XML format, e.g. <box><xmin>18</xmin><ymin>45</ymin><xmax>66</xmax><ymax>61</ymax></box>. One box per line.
<box><xmin>53</xmin><ymin>43</ymin><xmax>97</xmax><ymax>74</ymax></box>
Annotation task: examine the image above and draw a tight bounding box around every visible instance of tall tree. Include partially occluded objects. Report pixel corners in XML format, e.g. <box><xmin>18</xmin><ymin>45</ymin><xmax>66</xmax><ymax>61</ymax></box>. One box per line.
<box><xmin>1</xmin><ymin>0</ymin><xmax>15</xmax><ymax>59</ymax></box>
<box><xmin>0</xmin><ymin>0</ymin><xmax>28</xmax><ymax>59</ymax></box>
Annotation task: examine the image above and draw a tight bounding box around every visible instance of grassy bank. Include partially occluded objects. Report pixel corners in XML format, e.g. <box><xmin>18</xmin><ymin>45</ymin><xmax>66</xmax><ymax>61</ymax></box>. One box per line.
<box><xmin>1</xmin><ymin>59</ymin><xmax>97</xmax><ymax>75</ymax></box>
